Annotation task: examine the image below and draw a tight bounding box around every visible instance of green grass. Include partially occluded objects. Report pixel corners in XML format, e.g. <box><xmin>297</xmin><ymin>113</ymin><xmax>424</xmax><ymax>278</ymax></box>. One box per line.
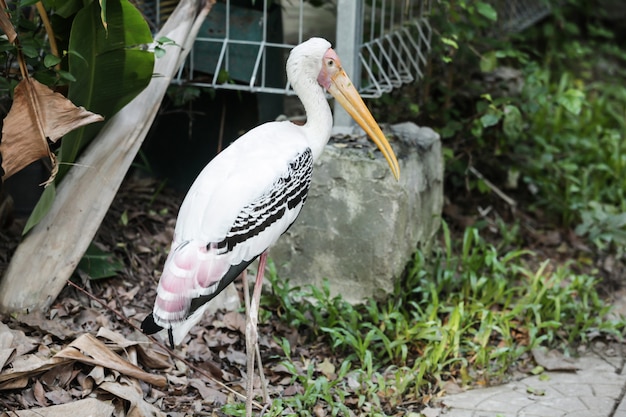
<box><xmin>222</xmin><ymin>223</ymin><xmax>624</xmax><ymax>416</ymax></box>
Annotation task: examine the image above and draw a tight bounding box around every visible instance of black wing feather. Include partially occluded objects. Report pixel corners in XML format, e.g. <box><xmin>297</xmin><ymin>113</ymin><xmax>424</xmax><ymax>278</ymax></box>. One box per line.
<box><xmin>216</xmin><ymin>148</ymin><xmax>313</xmax><ymax>252</ymax></box>
<box><xmin>188</xmin><ymin>148</ymin><xmax>313</xmax><ymax>317</ymax></box>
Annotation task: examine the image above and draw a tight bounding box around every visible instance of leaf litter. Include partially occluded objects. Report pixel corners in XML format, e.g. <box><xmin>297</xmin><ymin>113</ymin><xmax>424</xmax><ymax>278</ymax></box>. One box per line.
<box><xmin>0</xmin><ymin>177</ymin><xmax>367</xmax><ymax>416</ymax></box>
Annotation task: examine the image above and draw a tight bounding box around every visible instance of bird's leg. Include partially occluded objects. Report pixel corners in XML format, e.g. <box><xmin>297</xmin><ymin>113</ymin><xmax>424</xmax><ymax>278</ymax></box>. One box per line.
<box><xmin>244</xmin><ymin>251</ymin><xmax>270</xmax><ymax>416</ymax></box>
<box><xmin>252</xmin><ymin>253</ymin><xmax>270</xmax><ymax>404</ymax></box>
<box><xmin>243</xmin><ymin>269</ymin><xmax>270</xmax><ymax>407</ymax></box>
<box><xmin>242</xmin><ymin>270</ymin><xmax>254</xmax><ymax>417</ymax></box>
<box><xmin>255</xmin><ymin>339</ymin><xmax>270</xmax><ymax>403</ymax></box>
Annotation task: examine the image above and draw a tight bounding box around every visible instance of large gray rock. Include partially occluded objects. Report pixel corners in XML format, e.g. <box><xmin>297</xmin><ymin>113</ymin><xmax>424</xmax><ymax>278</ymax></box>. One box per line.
<box><xmin>270</xmin><ymin>122</ymin><xmax>443</xmax><ymax>304</ymax></box>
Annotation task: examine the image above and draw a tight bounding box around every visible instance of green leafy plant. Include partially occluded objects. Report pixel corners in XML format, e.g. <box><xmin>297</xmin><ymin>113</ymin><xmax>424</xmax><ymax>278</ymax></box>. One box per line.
<box><xmin>576</xmin><ymin>202</ymin><xmax>626</xmax><ymax>251</ymax></box>
<box><xmin>62</xmin><ymin>0</ymin><xmax>154</xmax><ymax>163</ymax></box>
<box><xmin>375</xmin><ymin>0</ymin><xmax>626</xmax><ymax>254</ymax></box>
<box><xmin>5</xmin><ymin>0</ymin><xmax>156</xmax><ymax>234</ymax></box>
<box><xmin>514</xmin><ymin>62</ymin><xmax>626</xmax><ymax>228</ymax></box>
<box><xmin>76</xmin><ymin>244</ymin><xmax>124</xmax><ymax>280</ymax></box>
<box><xmin>257</xmin><ymin>223</ymin><xmax>623</xmax><ymax>415</ymax></box>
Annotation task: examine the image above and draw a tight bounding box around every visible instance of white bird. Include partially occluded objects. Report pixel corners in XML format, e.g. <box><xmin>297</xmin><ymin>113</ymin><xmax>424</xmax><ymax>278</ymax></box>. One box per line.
<box><xmin>141</xmin><ymin>37</ymin><xmax>400</xmax><ymax>415</ymax></box>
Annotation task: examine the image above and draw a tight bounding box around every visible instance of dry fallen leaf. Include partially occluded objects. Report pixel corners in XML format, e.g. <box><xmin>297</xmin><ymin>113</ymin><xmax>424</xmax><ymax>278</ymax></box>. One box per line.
<box><xmin>0</xmin><ymin>78</ymin><xmax>103</xmax><ymax>182</ymax></box>
<box><xmin>223</xmin><ymin>346</ymin><xmax>246</xmax><ymax>366</ymax></box>
<box><xmin>0</xmin><ymin>1</ymin><xmax>17</xmax><ymax>44</ymax></box>
<box><xmin>40</xmin><ymin>361</ymin><xmax>76</xmax><ymax>390</ymax></box>
<box><xmin>418</xmin><ymin>408</ymin><xmax>442</xmax><ymax>417</ymax></box>
<box><xmin>316</xmin><ymin>357</ymin><xmax>336</xmax><ymax>380</ymax></box>
<box><xmin>0</xmin><ymin>375</ymin><xmax>29</xmax><ymax>390</ymax></box>
<box><xmin>220</xmin><ymin>311</ymin><xmax>247</xmax><ymax>334</ymax></box>
<box><xmin>15</xmin><ymin>311</ymin><xmax>78</xmax><ymax>341</ymax></box>
<box><xmin>33</xmin><ymin>379</ymin><xmax>47</xmax><ymax>406</ymax></box>
<box><xmin>531</xmin><ymin>347</ymin><xmax>579</xmax><ymax>372</ymax></box>
<box><xmin>0</xmin><ymin>352</ymin><xmax>68</xmax><ymax>386</ymax></box>
<box><xmin>96</xmin><ymin>327</ymin><xmax>140</xmax><ymax>348</ymax></box>
<box><xmin>1</xmin><ymin>397</ymin><xmax>115</xmax><ymax>417</ymax></box>
<box><xmin>54</xmin><ymin>333</ymin><xmax>166</xmax><ymax>387</ymax></box>
<box><xmin>100</xmin><ymin>378</ymin><xmax>166</xmax><ymax>417</ymax></box>
<box><xmin>135</xmin><ymin>344</ymin><xmax>172</xmax><ymax>370</ymax></box>
<box><xmin>0</xmin><ymin>323</ymin><xmax>15</xmax><ymax>370</ymax></box>
<box><xmin>43</xmin><ymin>385</ymin><xmax>72</xmax><ymax>405</ymax></box>
<box><xmin>189</xmin><ymin>378</ymin><xmax>228</xmax><ymax>405</ymax></box>
<box><xmin>441</xmin><ymin>379</ymin><xmax>463</xmax><ymax>395</ymax></box>
<box><xmin>0</xmin><ymin>321</ymin><xmax>39</xmax><ymax>361</ymax></box>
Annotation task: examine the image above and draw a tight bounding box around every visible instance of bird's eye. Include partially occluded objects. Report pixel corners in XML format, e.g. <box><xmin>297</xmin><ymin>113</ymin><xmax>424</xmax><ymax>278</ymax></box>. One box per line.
<box><xmin>327</xmin><ymin>59</ymin><xmax>334</xmax><ymax>66</ymax></box>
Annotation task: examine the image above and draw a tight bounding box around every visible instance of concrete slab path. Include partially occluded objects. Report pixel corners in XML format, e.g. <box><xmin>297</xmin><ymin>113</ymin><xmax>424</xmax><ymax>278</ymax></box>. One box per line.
<box><xmin>430</xmin><ymin>348</ymin><xmax>626</xmax><ymax>417</ymax></box>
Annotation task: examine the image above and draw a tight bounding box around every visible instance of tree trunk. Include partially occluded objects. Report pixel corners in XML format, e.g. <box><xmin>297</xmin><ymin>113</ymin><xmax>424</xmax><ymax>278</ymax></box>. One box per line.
<box><xmin>0</xmin><ymin>0</ymin><xmax>215</xmax><ymax>313</ymax></box>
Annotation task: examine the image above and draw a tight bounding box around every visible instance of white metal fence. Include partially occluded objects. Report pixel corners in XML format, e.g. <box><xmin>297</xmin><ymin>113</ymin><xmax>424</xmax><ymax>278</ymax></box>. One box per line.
<box><xmin>138</xmin><ymin>0</ymin><xmax>432</xmax><ymax>127</ymax></box>
<box><xmin>494</xmin><ymin>0</ymin><xmax>551</xmax><ymax>32</ymax></box>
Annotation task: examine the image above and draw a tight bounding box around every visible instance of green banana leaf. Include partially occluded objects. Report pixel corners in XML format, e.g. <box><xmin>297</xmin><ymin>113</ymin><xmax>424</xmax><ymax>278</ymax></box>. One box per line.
<box><xmin>24</xmin><ymin>0</ymin><xmax>154</xmax><ymax>234</ymax></box>
<box><xmin>23</xmin><ymin>183</ymin><xmax>56</xmax><ymax>235</ymax></box>
<box><xmin>59</xmin><ymin>0</ymin><xmax>154</xmax><ymax>172</ymax></box>
<box><xmin>49</xmin><ymin>0</ymin><xmax>83</xmax><ymax>19</ymax></box>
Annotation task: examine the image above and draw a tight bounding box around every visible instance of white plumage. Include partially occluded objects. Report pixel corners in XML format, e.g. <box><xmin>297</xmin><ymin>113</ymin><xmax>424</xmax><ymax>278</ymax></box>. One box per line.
<box><xmin>141</xmin><ymin>37</ymin><xmax>400</xmax><ymax>349</ymax></box>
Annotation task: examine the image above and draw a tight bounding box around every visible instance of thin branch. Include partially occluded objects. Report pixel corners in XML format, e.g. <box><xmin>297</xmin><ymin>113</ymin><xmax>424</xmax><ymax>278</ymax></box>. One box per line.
<box><xmin>468</xmin><ymin>165</ymin><xmax>517</xmax><ymax>207</ymax></box>
<box><xmin>35</xmin><ymin>2</ymin><xmax>61</xmax><ymax>71</ymax></box>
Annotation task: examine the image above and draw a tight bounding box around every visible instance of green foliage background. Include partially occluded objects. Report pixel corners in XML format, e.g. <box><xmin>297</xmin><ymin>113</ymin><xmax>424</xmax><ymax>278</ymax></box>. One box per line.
<box><xmin>1</xmin><ymin>0</ymin><xmax>156</xmax><ymax>234</ymax></box>
<box><xmin>374</xmin><ymin>0</ymin><xmax>626</xmax><ymax>254</ymax></box>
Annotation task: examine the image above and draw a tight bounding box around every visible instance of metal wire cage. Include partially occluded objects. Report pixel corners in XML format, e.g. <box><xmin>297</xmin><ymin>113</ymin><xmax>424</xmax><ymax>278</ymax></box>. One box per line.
<box><xmin>359</xmin><ymin>0</ymin><xmax>432</xmax><ymax>98</ymax></box>
<box><xmin>137</xmin><ymin>0</ymin><xmax>431</xmax><ymax>99</ymax></box>
<box><xmin>493</xmin><ymin>0</ymin><xmax>552</xmax><ymax>33</ymax></box>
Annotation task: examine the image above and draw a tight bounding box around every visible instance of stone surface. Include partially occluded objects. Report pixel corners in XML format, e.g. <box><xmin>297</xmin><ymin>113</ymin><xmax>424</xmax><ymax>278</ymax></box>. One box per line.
<box><xmin>439</xmin><ymin>352</ymin><xmax>626</xmax><ymax>417</ymax></box>
<box><xmin>270</xmin><ymin>122</ymin><xmax>443</xmax><ymax>304</ymax></box>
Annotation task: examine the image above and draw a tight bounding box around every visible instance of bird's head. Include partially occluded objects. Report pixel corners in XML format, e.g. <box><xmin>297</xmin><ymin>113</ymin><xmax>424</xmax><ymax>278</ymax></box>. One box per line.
<box><xmin>287</xmin><ymin>37</ymin><xmax>332</xmax><ymax>91</ymax></box>
<box><xmin>287</xmin><ymin>38</ymin><xmax>401</xmax><ymax>180</ymax></box>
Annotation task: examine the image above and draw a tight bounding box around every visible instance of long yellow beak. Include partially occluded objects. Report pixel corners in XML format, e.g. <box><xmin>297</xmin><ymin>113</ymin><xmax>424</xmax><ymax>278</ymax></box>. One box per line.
<box><xmin>328</xmin><ymin>70</ymin><xmax>400</xmax><ymax>180</ymax></box>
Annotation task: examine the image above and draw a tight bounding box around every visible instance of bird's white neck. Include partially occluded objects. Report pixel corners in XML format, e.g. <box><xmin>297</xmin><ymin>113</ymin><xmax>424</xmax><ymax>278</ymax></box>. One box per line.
<box><xmin>293</xmin><ymin>80</ymin><xmax>333</xmax><ymax>162</ymax></box>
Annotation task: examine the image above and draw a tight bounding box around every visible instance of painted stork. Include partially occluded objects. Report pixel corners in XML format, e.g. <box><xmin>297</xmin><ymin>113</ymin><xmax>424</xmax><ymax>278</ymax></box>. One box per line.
<box><xmin>141</xmin><ymin>37</ymin><xmax>400</xmax><ymax>414</ymax></box>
